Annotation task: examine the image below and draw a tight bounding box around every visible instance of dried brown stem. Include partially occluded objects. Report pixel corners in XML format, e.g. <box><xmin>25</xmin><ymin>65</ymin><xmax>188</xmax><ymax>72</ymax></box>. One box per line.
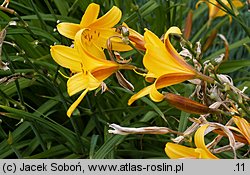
<box><xmin>108</xmin><ymin>123</ymin><xmax>182</xmax><ymax>135</ymax></box>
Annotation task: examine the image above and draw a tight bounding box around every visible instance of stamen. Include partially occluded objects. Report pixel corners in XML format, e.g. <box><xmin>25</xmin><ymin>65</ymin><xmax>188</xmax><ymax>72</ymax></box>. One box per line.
<box><xmin>88</xmin><ymin>34</ymin><xmax>91</xmax><ymax>41</ymax></box>
<box><xmin>133</xmin><ymin>69</ymin><xmax>147</xmax><ymax>76</ymax></box>
<box><xmin>58</xmin><ymin>70</ymin><xmax>70</xmax><ymax>79</ymax></box>
<box><xmin>80</xmin><ymin>63</ymin><xmax>87</xmax><ymax>75</ymax></box>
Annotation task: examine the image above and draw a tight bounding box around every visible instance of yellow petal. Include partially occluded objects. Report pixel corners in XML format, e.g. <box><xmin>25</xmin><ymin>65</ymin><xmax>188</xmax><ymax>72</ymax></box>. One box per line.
<box><xmin>164</xmin><ymin>26</ymin><xmax>182</xmax><ymax>39</ymax></box>
<box><xmin>195</xmin><ymin>0</ymin><xmax>205</xmax><ymax>9</ymax></box>
<box><xmin>67</xmin><ymin>72</ymin><xmax>101</xmax><ymax>97</ymax></box>
<box><xmin>128</xmin><ymin>73</ymin><xmax>195</xmax><ymax>105</ymax></box>
<box><xmin>106</xmin><ymin>35</ymin><xmax>132</xmax><ymax>51</ymax></box>
<box><xmin>86</xmin><ymin>57</ymin><xmax>118</xmax><ymax>74</ymax></box>
<box><xmin>145</xmin><ymin>72</ymin><xmax>156</xmax><ymax>82</ymax></box>
<box><xmin>67</xmin><ymin>88</ymin><xmax>89</xmax><ymax>117</ymax></box>
<box><xmin>128</xmin><ymin>85</ymin><xmax>153</xmax><ymax>105</ymax></box>
<box><xmin>226</xmin><ymin>126</ymin><xmax>249</xmax><ymax>144</ymax></box>
<box><xmin>195</xmin><ymin>0</ymin><xmax>216</xmax><ymax>25</ymax></box>
<box><xmin>213</xmin><ymin>0</ymin><xmax>243</xmax><ymax>21</ymax></box>
<box><xmin>67</xmin><ymin>72</ymin><xmax>88</xmax><ymax>96</ymax></box>
<box><xmin>89</xmin><ymin>6</ymin><xmax>122</xmax><ymax>28</ymax></box>
<box><xmin>92</xmin><ymin>66</ymin><xmax>119</xmax><ymax>82</ymax></box>
<box><xmin>75</xmin><ymin>29</ymin><xmax>106</xmax><ymax>60</ymax></box>
<box><xmin>165</xmin><ymin>142</ymin><xmax>199</xmax><ymax>159</ymax></box>
<box><xmin>200</xmin><ymin>0</ymin><xmax>244</xmax><ymax>21</ymax></box>
<box><xmin>194</xmin><ymin>148</ymin><xmax>212</xmax><ymax>159</ymax></box>
<box><xmin>214</xmin><ymin>0</ymin><xmax>244</xmax><ymax>18</ymax></box>
<box><xmin>144</xmin><ymin>28</ymin><xmax>165</xmax><ymax>51</ymax></box>
<box><xmin>164</xmin><ymin>26</ymin><xmax>182</xmax><ymax>53</ymax></box>
<box><xmin>233</xmin><ymin>116</ymin><xmax>250</xmax><ymax>144</ymax></box>
<box><xmin>57</xmin><ymin>23</ymin><xmax>81</xmax><ymax>40</ymax></box>
<box><xmin>155</xmin><ymin>73</ymin><xmax>196</xmax><ymax>89</ymax></box>
<box><xmin>87</xmin><ymin>72</ymin><xmax>103</xmax><ymax>90</ymax></box>
<box><xmin>50</xmin><ymin>45</ymin><xmax>82</xmax><ymax>72</ymax></box>
<box><xmin>232</xmin><ymin>0</ymin><xmax>244</xmax><ymax>8</ymax></box>
<box><xmin>80</xmin><ymin>3</ymin><xmax>100</xmax><ymax>27</ymax></box>
<box><xmin>194</xmin><ymin>124</ymin><xmax>219</xmax><ymax>159</ymax></box>
<box><xmin>84</xmin><ymin>57</ymin><xmax>119</xmax><ymax>80</ymax></box>
<box><xmin>84</xmin><ymin>42</ymin><xmax>107</xmax><ymax>59</ymax></box>
<box><xmin>207</xmin><ymin>0</ymin><xmax>220</xmax><ymax>19</ymax></box>
<box><xmin>149</xmin><ymin>81</ymin><xmax>164</xmax><ymax>102</ymax></box>
<box><xmin>144</xmin><ymin>44</ymin><xmax>186</xmax><ymax>77</ymax></box>
<box><xmin>164</xmin><ymin>27</ymin><xmax>195</xmax><ymax>70</ymax></box>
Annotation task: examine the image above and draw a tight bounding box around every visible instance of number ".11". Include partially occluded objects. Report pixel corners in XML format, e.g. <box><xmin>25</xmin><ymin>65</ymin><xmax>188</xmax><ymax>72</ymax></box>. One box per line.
<box><xmin>235</xmin><ymin>163</ymin><xmax>245</xmax><ymax>172</ymax></box>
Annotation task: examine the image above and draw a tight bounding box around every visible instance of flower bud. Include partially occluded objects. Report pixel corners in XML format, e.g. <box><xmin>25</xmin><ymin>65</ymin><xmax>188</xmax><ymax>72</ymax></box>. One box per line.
<box><xmin>164</xmin><ymin>93</ymin><xmax>220</xmax><ymax>115</ymax></box>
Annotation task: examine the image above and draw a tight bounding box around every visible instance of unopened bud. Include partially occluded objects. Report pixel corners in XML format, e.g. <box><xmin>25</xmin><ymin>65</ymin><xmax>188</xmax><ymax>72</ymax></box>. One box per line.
<box><xmin>7</xmin><ymin>131</ymin><xmax>13</xmax><ymax>145</ymax></box>
<box><xmin>224</xmin><ymin>83</ymin><xmax>231</xmax><ymax>91</ymax></box>
<box><xmin>164</xmin><ymin>93</ymin><xmax>220</xmax><ymax>115</ymax></box>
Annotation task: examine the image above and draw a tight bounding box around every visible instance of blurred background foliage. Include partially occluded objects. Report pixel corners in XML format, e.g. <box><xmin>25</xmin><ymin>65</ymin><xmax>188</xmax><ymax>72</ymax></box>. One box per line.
<box><xmin>0</xmin><ymin>0</ymin><xmax>249</xmax><ymax>158</ymax></box>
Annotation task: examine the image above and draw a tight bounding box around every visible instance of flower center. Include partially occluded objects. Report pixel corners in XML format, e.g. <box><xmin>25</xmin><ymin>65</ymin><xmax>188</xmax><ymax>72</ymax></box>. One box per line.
<box><xmin>82</xmin><ymin>29</ymin><xmax>100</xmax><ymax>45</ymax></box>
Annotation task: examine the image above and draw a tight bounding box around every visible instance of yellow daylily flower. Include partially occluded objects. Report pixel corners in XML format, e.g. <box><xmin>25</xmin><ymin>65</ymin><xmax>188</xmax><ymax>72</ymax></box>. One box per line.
<box><xmin>51</xmin><ymin>40</ymin><xmax>135</xmax><ymax>117</ymax></box>
<box><xmin>232</xmin><ymin>116</ymin><xmax>250</xmax><ymax>144</ymax></box>
<box><xmin>196</xmin><ymin>0</ymin><xmax>244</xmax><ymax>23</ymax></box>
<box><xmin>57</xmin><ymin>3</ymin><xmax>131</xmax><ymax>58</ymax></box>
<box><xmin>128</xmin><ymin>27</ymin><xmax>207</xmax><ymax>105</ymax></box>
<box><xmin>165</xmin><ymin>124</ymin><xmax>218</xmax><ymax>159</ymax></box>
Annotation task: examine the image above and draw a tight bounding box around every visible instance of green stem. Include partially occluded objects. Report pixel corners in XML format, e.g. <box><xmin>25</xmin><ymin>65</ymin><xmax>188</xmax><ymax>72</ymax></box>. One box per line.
<box><xmin>0</xmin><ymin>122</ymin><xmax>7</xmax><ymax>139</ymax></box>
<box><xmin>70</xmin><ymin>117</ymin><xmax>85</xmax><ymax>155</ymax></box>
<box><xmin>11</xmin><ymin>42</ymin><xmax>39</xmax><ymax>72</ymax></box>
<box><xmin>196</xmin><ymin>72</ymin><xmax>215</xmax><ymax>84</ymax></box>
<box><xmin>13</xmin><ymin>11</ymin><xmax>39</xmax><ymax>40</ymax></box>
<box><xmin>44</xmin><ymin>0</ymin><xmax>58</xmax><ymax>22</ymax></box>
<box><xmin>178</xmin><ymin>0</ymin><xmax>183</xmax><ymax>28</ymax></box>
<box><xmin>171</xmin><ymin>0</ymin><xmax>177</xmax><ymax>26</ymax></box>
<box><xmin>132</xmin><ymin>0</ymin><xmax>145</xmax><ymax>31</ymax></box>
<box><xmin>51</xmin><ymin>78</ymin><xmax>86</xmax><ymax>155</ymax></box>
<box><xmin>128</xmin><ymin>41</ymin><xmax>144</xmax><ymax>56</ymax></box>
<box><xmin>191</xmin><ymin>21</ymin><xmax>209</xmax><ymax>43</ymax></box>
<box><xmin>166</xmin><ymin>0</ymin><xmax>171</xmax><ymax>29</ymax></box>
<box><xmin>29</xmin><ymin>0</ymin><xmax>49</xmax><ymax>32</ymax></box>
<box><xmin>10</xmin><ymin>145</ymin><xmax>23</xmax><ymax>158</ymax></box>
<box><xmin>3</xmin><ymin>49</ymin><xmax>25</xmax><ymax>110</ymax></box>
<box><xmin>30</xmin><ymin>122</ymin><xmax>46</xmax><ymax>151</ymax></box>
<box><xmin>227</xmin><ymin>91</ymin><xmax>250</xmax><ymax>116</ymax></box>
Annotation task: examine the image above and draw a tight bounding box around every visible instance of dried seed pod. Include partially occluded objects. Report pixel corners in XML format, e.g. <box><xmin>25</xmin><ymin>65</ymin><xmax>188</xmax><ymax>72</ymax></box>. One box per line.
<box><xmin>164</xmin><ymin>93</ymin><xmax>220</xmax><ymax>115</ymax></box>
<box><xmin>183</xmin><ymin>10</ymin><xmax>193</xmax><ymax>40</ymax></box>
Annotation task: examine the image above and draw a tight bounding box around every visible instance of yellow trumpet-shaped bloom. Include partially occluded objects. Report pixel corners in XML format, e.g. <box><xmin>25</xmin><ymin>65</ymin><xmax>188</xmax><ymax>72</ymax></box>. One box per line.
<box><xmin>232</xmin><ymin>116</ymin><xmax>250</xmax><ymax>144</ymax></box>
<box><xmin>196</xmin><ymin>0</ymin><xmax>244</xmax><ymax>23</ymax></box>
<box><xmin>57</xmin><ymin>3</ymin><xmax>131</xmax><ymax>58</ymax></box>
<box><xmin>128</xmin><ymin>27</ymin><xmax>198</xmax><ymax>105</ymax></box>
<box><xmin>165</xmin><ymin>124</ymin><xmax>218</xmax><ymax>159</ymax></box>
<box><xmin>51</xmin><ymin>38</ymin><xmax>135</xmax><ymax>117</ymax></box>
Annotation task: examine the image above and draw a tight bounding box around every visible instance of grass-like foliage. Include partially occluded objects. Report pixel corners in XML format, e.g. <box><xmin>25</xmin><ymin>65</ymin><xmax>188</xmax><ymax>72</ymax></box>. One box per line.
<box><xmin>0</xmin><ymin>0</ymin><xmax>249</xmax><ymax>159</ymax></box>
